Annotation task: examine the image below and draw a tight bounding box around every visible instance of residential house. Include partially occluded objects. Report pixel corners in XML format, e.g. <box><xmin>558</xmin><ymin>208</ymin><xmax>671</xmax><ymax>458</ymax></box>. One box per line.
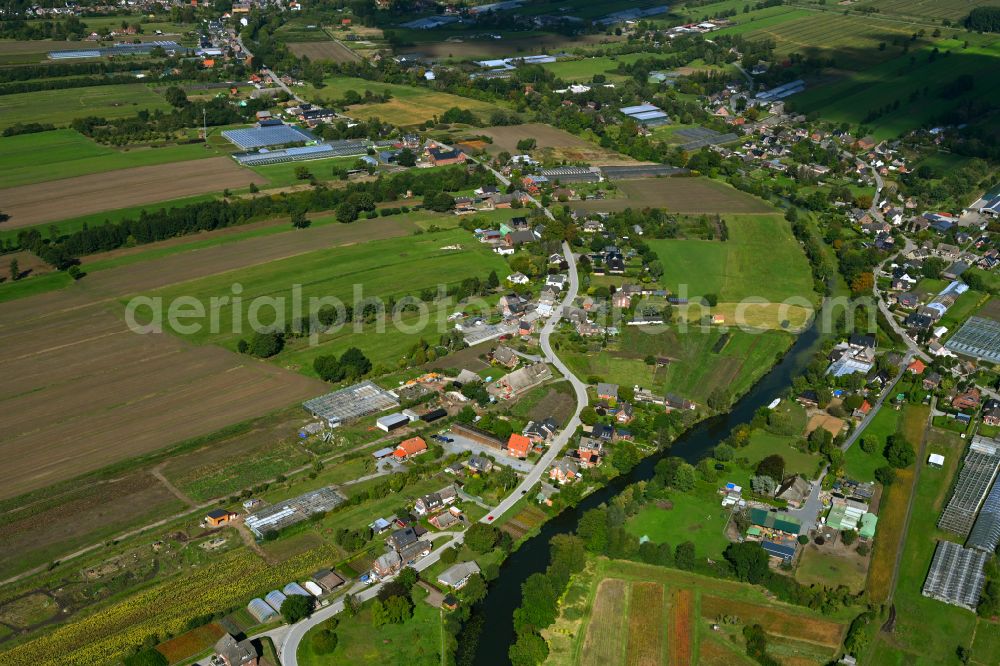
<box><xmin>506</xmin><ymin>229</ymin><xmax>538</xmax><ymax>247</ymax></box>
<box><xmin>523</xmin><ymin>418</ymin><xmax>559</xmax><ymax>444</ymax></box>
<box><xmin>507</xmin><ymin>272</ymin><xmax>529</xmax><ymax>285</ymax></box>
<box><xmin>952</xmin><ymin>388</ymin><xmax>981</xmax><ymax>411</ymax></box>
<box><xmin>615</xmin><ymin>401</ymin><xmax>634</xmax><ymax>424</ymax></box>
<box><xmin>372</xmin><ymin>550</ymin><xmax>403</xmax><ymax>577</ymax></box>
<box><xmin>597</xmin><ymin>382</ymin><xmax>619</xmax><ymax>401</ymax></box>
<box><xmin>507</xmin><ymin>433</ymin><xmax>532</xmax><ymax>458</ymax></box>
<box><xmin>214</xmin><ymin>634</ymin><xmax>259</xmax><ymax>666</ymax></box>
<box><xmin>414</xmin><ymin>486</ymin><xmax>457</xmax><ymax>516</ymax></box>
<box><xmin>437</xmin><ymin>561</ymin><xmax>481</xmax><ymax>589</ymax></box>
<box><xmin>611</xmin><ymin>291</ymin><xmax>631</xmax><ymax>308</ymax></box>
<box><xmin>466</xmin><ymin>455</ymin><xmax>494</xmax><ymax>473</ymax></box>
<box><xmin>776</xmin><ymin>477</ymin><xmax>811</xmax><ymax>508</ymax></box>
<box><xmin>922</xmin><ymin>371</ymin><xmax>942</xmax><ymax>390</ymax></box>
<box><xmin>492</xmin><ymin>345</ymin><xmax>519</xmax><ymax>369</ymax></box>
<box><xmin>498</xmin><ymin>293</ymin><xmax>528</xmax><ymax>317</ymax></box>
<box><xmin>895</xmin><ymin>292</ymin><xmax>920</xmax><ymax>309</ymax></box>
<box><xmin>518</xmin><ymin>319</ymin><xmax>533</xmax><ymax>336</ymax></box>
<box><xmin>664</xmin><ymin>393</ymin><xmax>696</xmax><ymax>412</ymax></box>
<box><xmin>592</xmin><ymin>424</ymin><xmax>615</xmax><ymax>442</ymax></box>
<box><xmin>982</xmin><ymin>399</ymin><xmax>1000</xmax><ymax>426</ymax></box>
<box><xmin>853</xmin><ymin>400</ymin><xmax>872</xmax><ymax>419</ymax></box>
<box><xmin>576</xmin><ymin>436</ymin><xmax>603</xmax><ymax>467</ymax></box>
<box><xmin>388</xmin><ymin>526</ymin><xmax>420</xmax><ymax>551</ymax></box>
<box><xmin>429</xmin><ymin>510</ymin><xmax>460</xmax><ymax>530</ymax></box>
<box><xmin>549</xmin><ymin>459</ymin><xmax>580</xmax><ymax>484</ymax></box>
<box><xmin>546</xmin><ymin>274</ymin><xmax>569</xmax><ymax>290</ymax></box>
<box><xmin>907</xmin><ymin>359</ymin><xmax>926</xmax><ymax>375</ymax></box>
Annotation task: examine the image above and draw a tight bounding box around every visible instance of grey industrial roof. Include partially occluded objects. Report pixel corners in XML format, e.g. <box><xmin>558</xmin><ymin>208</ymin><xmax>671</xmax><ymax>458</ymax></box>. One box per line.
<box><xmin>922</xmin><ymin>540</ymin><xmax>989</xmax><ymax>611</ymax></box>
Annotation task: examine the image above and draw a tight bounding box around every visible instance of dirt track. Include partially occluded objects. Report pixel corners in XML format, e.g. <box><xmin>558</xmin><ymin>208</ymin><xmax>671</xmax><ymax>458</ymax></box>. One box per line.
<box><xmin>1</xmin><ymin>157</ymin><xmax>266</xmax><ymax>228</ymax></box>
<box><xmin>0</xmin><ymin>218</ymin><xmax>413</xmax><ymax>499</ymax></box>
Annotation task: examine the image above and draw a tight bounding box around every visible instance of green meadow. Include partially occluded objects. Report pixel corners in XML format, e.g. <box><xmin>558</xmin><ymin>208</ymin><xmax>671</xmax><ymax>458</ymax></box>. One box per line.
<box><xmin>0</xmin><ymin>83</ymin><xmax>170</xmax><ymax>130</ymax></box>
<box><xmin>0</xmin><ymin>129</ymin><xmax>224</xmax><ymax>188</ymax></box>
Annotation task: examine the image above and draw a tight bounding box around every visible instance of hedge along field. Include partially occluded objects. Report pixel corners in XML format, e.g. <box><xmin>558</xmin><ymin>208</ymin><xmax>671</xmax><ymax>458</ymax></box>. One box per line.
<box><xmin>0</xmin><ymin>129</ymin><xmax>226</xmax><ymax>189</ymax></box>
<box><xmin>0</xmin><ymin>83</ymin><xmax>171</xmax><ymax>130</ymax></box>
<box><xmin>143</xmin><ymin>227</ymin><xmax>509</xmax><ymax>359</ymax></box>
<box><xmin>792</xmin><ymin>39</ymin><xmax>1000</xmax><ymax>139</ymax></box>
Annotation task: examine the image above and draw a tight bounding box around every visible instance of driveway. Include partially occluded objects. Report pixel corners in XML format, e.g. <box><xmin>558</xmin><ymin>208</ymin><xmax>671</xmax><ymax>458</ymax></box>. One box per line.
<box><xmin>439</xmin><ymin>432</ymin><xmax>533</xmax><ymax>473</ymax></box>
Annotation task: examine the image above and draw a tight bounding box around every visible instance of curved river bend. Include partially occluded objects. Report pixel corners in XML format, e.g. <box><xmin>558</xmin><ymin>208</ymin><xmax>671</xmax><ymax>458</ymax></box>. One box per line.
<box><xmin>471</xmin><ymin>322</ymin><xmax>822</xmax><ymax>664</ymax></box>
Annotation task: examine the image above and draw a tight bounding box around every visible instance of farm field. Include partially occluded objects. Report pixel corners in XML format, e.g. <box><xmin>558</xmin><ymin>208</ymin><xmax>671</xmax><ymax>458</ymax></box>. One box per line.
<box><xmin>741</xmin><ymin>430</ymin><xmax>819</xmax><ymax>478</ymax></box>
<box><xmin>476</xmin><ymin>123</ymin><xmax>640</xmax><ymax>165</ymax></box>
<box><xmin>0</xmin><ymin>129</ymin><xmax>227</xmax><ymax>189</ymax></box>
<box><xmin>1</xmin><ymin>157</ymin><xmax>265</xmax><ymax>229</ymax></box>
<box><xmin>144</xmin><ymin>228</ymin><xmax>509</xmax><ymax>358</ymax></box>
<box><xmin>792</xmin><ymin>39</ymin><xmax>1000</xmax><ymax>139</ymax></box>
<box><xmin>571</xmin><ymin>178</ymin><xmax>775</xmax><ymax>215</ymax></box>
<box><xmin>649</xmin><ymin>213</ymin><xmax>815</xmax><ymax>303</ymax></box>
<box><xmin>852</xmin><ymin>0</ymin><xmax>1000</xmax><ymax>23</ymax></box>
<box><xmin>246</xmin><ymin>154</ymin><xmax>361</xmax><ymax>188</ymax></box>
<box><xmin>287</xmin><ymin>39</ymin><xmax>361</xmax><ymax>62</ymax></box>
<box><xmin>0</xmin><ymin>83</ymin><xmax>170</xmax><ymax>130</ymax></box>
<box><xmin>0</xmin><ymin>217</ymin><xmax>427</xmax><ymax>496</ymax></box>
<box><xmin>552</xmin><ymin>558</ymin><xmax>851</xmax><ymax>665</ymax></box>
<box><xmin>303</xmin><ymin>75</ymin><xmax>498</xmax><ymax>126</ymax></box>
<box><xmin>0</xmin><ymin>289</ymin><xmax>327</xmax><ymax>499</ymax></box>
<box><xmin>794</xmin><ymin>543</ymin><xmax>867</xmax><ymax>594</ymax></box>
<box><xmin>394</xmin><ymin>31</ymin><xmax>617</xmax><ymax>60</ymax></box>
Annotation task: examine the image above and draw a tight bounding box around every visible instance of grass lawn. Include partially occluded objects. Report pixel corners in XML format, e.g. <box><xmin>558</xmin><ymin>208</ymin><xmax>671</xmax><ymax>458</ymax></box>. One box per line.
<box><xmin>739</xmin><ymin>431</ymin><xmax>820</xmax><ymax>479</ymax></box>
<box><xmin>248</xmin><ymin>155</ymin><xmax>362</xmax><ymax>188</ymax></box>
<box><xmin>298</xmin><ymin>586</ymin><xmax>443</xmax><ymax>665</ymax></box>
<box><xmin>624</xmin><ymin>485</ymin><xmax>733</xmax><ymax>559</ymax></box>
<box><xmin>794</xmin><ymin>545</ymin><xmax>867</xmax><ymax>594</ymax></box>
<box><xmin>303</xmin><ymin>75</ymin><xmax>499</xmax><ymax>126</ymax></box>
<box><xmin>0</xmin><ymin>129</ymin><xmax>226</xmax><ymax>189</ymax></box>
<box><xmin>844</xmin><ymin>407</ymin><xmax>900</xmax><ymax>482</ymax></box>
<box><xmin>648</xmin><ymin>214</ymin><xmax>814</xmax><ymax>303</ymax></box>
<box><xmin>0</xmin><ymin>84</ymin><xmax>170</xmax><ymax>130</ymax></box>
<box><xmin>938</xmin><ymin>291</ymin><xmax>990</xmax><ymax>332</ymax></box>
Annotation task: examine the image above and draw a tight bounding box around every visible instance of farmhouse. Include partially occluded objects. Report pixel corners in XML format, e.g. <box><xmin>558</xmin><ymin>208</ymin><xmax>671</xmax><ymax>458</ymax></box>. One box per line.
<box><xmin>492</xmin><ymin>345</ymin><xmax>519</xmax><ymax>369</ymax></box>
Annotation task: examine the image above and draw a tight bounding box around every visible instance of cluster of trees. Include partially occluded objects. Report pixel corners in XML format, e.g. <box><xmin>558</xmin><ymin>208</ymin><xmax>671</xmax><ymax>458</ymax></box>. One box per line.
<box><xmin>371</xmin><ymin>568</ymin><xmax>418</xmax><ymax>627</ymax></box>
<box><xmin>965</xmin><ymin>6</ymin><xmax>1000</xmax><ymax>32</ymax></box>
<box><xmin>313</xmin><ymin>347</ymin><xmax>372</xmax><ymax>383</ymax></box>
<box><xmin>279</xmin><ymin>594</ymin><xmax>314</xmax><ymax>624</ymax></box>
<box><xmin>237</xmin><ymin>331</ymin><xmax>284</xmax><ymax>358</ymax></box>
<box><xmin>0</xmin><ymin>16</ymin><xmax>86</xmax><ymax>40</ymax></box>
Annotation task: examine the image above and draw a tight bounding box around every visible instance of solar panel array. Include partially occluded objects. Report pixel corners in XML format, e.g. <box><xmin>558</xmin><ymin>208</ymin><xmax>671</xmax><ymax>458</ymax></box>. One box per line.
<box><xmin>945</xmin><ymin>316</ymin><xmax>1000</xmax><ymax>363</ymax></box>
<box><xmin>922</xmin><ymin>540</ymin><xmax>989</xmax><ymax>610</ymax></box>
<box><xmin>967</xmin><ymin>476</ymin><xmax>1000</xmax><ymax>553</ymax></box>
<box><xmin>221</xmin><ymin>124</ymin><xmax>316</xmax><ymax>150</ymax></box>
<box><xmin>938</xmin><ymin>440</ymin><xmax>1000</xmax><ymax>536</ymax></box>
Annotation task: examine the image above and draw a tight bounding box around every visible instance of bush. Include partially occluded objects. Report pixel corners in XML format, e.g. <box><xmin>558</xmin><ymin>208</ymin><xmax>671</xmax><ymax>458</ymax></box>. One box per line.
<box><xmin>311</xmin><ymin>628</ymin><xmax>338</xmax><ymax>654</ymax></box>
<box><xmin>875</xmin><ymin>466</ymin><xmax>896</xmax><ymax>486</ymax></box>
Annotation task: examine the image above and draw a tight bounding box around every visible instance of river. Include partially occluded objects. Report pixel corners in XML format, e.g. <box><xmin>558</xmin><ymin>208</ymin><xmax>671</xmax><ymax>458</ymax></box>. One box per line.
<box><xmin>469</xmin><ymin>320</ymin><xmax>823</xmax><ymax>664</ymax></box>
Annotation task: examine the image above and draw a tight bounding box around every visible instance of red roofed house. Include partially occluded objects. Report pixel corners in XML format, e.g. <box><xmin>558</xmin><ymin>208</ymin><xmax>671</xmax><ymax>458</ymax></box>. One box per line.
<box><xmin>853</xmin><ymin>400</ymin><xmax>872</xmax><ymax>419</ymax></box>
<box><xmin>507</xmin><ymin>433</ymin><xmax>532</xmax><ymax>459</ymax></box>
<box><xmin>907</xmin><ymin>359</ymin><xmax>926</xmax><ymax>375</ymax></box>
<box><xmin>952</xmin><ymin>388</ymin><xmax>981</xmax><ymax>412</ymax></box>
<box><xmin>394</xmin><ymin>436</ymin><xmax>428</xmax><ymax>460</ymax></box>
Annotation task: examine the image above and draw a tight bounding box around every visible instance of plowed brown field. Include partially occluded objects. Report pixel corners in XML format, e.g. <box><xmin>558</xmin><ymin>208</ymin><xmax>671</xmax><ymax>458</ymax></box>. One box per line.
<box><xmin>1</xmin><ymin>157</ymin><xmax>264</xmax><ymax>228</ymax></box>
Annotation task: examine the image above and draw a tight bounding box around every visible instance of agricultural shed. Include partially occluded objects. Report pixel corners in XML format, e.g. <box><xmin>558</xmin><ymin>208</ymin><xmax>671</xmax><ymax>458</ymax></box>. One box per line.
<box><xmin>761</xmin><ymin>540</ymin><xmax>796</xmax><ymax>561</ymax></box>
<box><xmin>437</xmin><ymin>561</ymin><xmax>481</xmax><ymax>589</ymax></box>
<box><xmin>859</xmin><ymin>513</ymin><xmax>878</xmax><ymax>540</ymax></box>
<box><xmin>311</xmin><ymin>569</ymin><xmax>345</xmax><ymax>591</ymax></box>
<box><xmin>748</xmin><ymin>508</ymin><xmax>801</xmax><ymax>535</ymax></box>
<box><xmin>303</xmin><ymin>581</ymin><xmax>324</xmax><ymax>596</ymax></box>
<box><xmin>376</xmin><ymin>413</ymin><xmax>410</xmax><ymax>432</ymax></box>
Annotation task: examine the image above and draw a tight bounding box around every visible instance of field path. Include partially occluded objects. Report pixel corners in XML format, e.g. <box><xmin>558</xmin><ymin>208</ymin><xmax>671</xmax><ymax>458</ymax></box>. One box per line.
<box><xmin>150</xmin><ymin>464</ymin><xmax>197</xmax><ymax>508</ymax></box>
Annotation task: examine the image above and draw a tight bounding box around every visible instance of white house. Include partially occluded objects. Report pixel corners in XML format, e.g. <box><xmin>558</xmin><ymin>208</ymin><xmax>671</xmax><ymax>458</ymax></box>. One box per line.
<box><xmin>507</xmin><ymin>272</ymin><xmax>530</xmax><ymax>285</ymax></box>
